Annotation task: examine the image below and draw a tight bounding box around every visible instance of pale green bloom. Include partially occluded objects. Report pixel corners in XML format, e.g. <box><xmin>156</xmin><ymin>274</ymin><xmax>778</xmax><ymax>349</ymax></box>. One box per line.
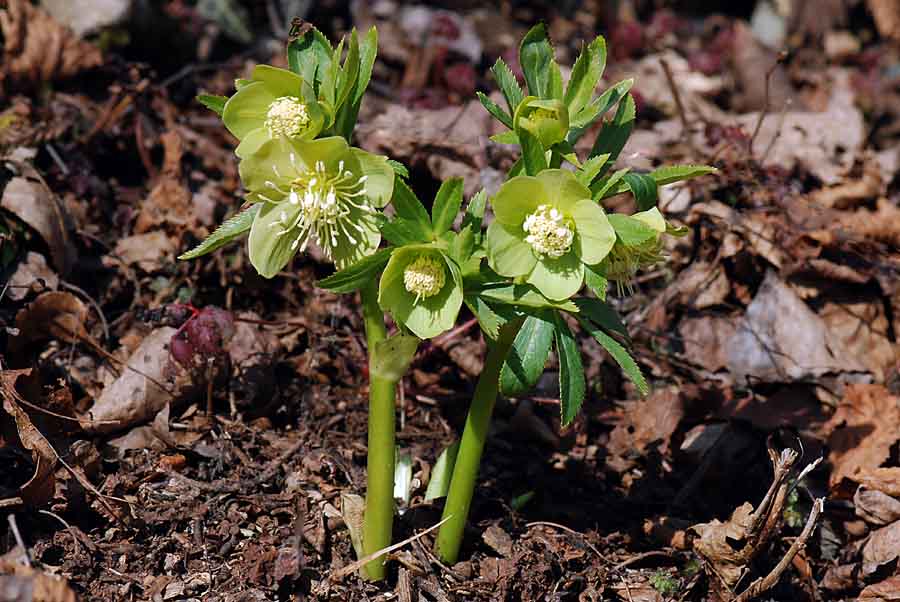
<box><xmin>603</xmin><ymin>207</ymin><xmax>668</xmax><ymax>289</ymax></box>
<box><xmin>379</xmin><ymin>246</ymin><xmax>463</xmax><ymax>339</ymax></box>
<box><xmin>486</xmin><ymin>169</ymin><xmax>615</xmax><ymax>300</ymax></box>
<box><xmin>514</xmin><ymin>96</ymin><xmax>569</xmax><ymax>148</ymax></box>
<box><xmin>240</xmin><ymin>136</ymin><xmax>393</xmax><ymax>276</ymax></box>
<box><xmin>222</xmin><ymin>65</ymin><xmax>326</xmax><ymax>158</ymax></box>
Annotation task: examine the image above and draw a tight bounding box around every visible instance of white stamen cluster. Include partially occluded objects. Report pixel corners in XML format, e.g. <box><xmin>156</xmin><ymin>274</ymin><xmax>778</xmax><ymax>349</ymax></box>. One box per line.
<box><xmin>265</xmin><ymin>156</ymin><xmax>372</xmax><ymax>264</ymax></box>
<box><xmin>523</xmin><ymin>204</ymin><xmax>574</xmax><ymax>258</ymax></box>
<box><xmin>264</xmin><ymin>97</ymin><xmax>310</xmax><ymax>139</ymax></box>
<box><xmin>403</xmin><ymin>255</ymin><xmax>446</xmax><ymax>303</ymax></box>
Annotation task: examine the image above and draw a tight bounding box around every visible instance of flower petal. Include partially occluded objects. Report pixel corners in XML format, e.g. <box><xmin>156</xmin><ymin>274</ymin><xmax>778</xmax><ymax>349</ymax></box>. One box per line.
<box><xmin>292</xmin><ymin>136</ymin><xmax>350</xmax><ymax>172</ymax></box>
<box><xmin>526</xmin><ymin>251</ymin><xmax>585</xmax><ymax>300</ymax></box>
<box><xmin>251</xmin><ymin>65</ymin><xmax>304</xmax><ymax>98</ymax></box>
<box><xmin>222</xmin><ymin>82</ymin><xmax>277</xmax><ymax>139</ymax></box>
<box><xmin>571</xmin><ymin>199</ymin><xmax>616</xmax><ymax>264</ymax></box>
<box><xmin>238</xmin><ymin>137</ymin><xmax>304</xmax><ymax>199</ymax></box>
<box><xmin>327</xmin><ymin>207</ymin><xmax>381</xmax><ymax>269</ymax></box>
<box><xmin>632</xmin><ymin>207</ymin><xmax>666</xmax><ymax>232</ymax></box>
<box><xmin>248</xmin><ymin>202</ymin><xmax>304</xmax><ymax>278</ymax></box>
<box><xmin>492</xmin><ymin>175</ymin><xmax>547</xmax><ymax>226</ymax></box>
<box><xmin>350</xmin><ymin>148</ymin><xmax>394</xmax><ymax>208</ymax></box>
<box><xmin>536</xmin><ymin>169</ymin><xmax>591</xmax><ymax>214</ymax></box>
<box><xmin>486</xmin><ymin>221</ymin><xmax>537</xmax><ymax>277</ymax></box>
<box><xmin>234</xmin><ymin>127</ymin><xmax>270</xmax><ymax>159</ymax></box>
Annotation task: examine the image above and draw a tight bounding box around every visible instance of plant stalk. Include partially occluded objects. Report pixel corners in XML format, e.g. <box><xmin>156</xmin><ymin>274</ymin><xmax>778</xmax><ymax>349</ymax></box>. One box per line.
<box><xmin>435</xmin><ymin>322</ymin><xmax>520</xmax><ymax>564</ymax></box>
<box><xmin>360</xmin><ymin>281</ymin><xmax>396</xmax><ymax>581</ymax></box>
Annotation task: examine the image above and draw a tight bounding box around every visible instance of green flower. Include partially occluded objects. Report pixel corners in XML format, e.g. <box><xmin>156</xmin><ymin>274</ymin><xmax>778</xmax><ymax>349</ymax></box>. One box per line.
<box><xmin>603</xmin><ymin>207</ymin><xmax>668</xmax><ymax>290</ymax></box>
<box><xmin>240</xmin><ymin>136</ymin><xmax>394</xmax><ymax>276</ymax></box>
<box><xmin>486</xmin><ymin>169</ymin><xmax>615</xmax><ymax>300</ymax></box>
<box><xmin>514</xmin><ymin>96</ymin><xmax>569</xmax><ymax>148</ymax></box>
<box><xmin>222</xmin><ymin>65</ymin><xmax>326</xmax><ymax>158</ymax></box>
<box><xmin>378</xmin><ymin>246</ymin><xmax>463</xmax><ymax>339</ymax></box>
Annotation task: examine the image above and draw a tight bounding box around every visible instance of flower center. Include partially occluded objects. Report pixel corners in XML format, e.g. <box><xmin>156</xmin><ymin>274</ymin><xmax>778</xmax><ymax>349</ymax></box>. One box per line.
<box><xmin>265</xmin><ymin>97</ymin><xmax>310</xmax><ymax>138</ymax></box>
<box><xmin>265</xmin><ymin>158</ymin><xmax>373</xmax><ymax>265</ymax></box>
<box><xmin>522</xmin><ymin>204</ymin><xmax>574</xmax><ymax>258</ymax></box>
<box><xmin>403</xmin><ymin>255</ymin><xmax>446</xmax><ymax>302</ymax></box>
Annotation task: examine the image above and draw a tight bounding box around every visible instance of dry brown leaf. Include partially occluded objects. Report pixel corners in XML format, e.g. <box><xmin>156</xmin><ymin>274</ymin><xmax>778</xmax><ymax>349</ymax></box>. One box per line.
<box><xmin>1</xmin><ymin>174</ymin><xmax>76</xmax><ymax>275</ymax></box>
<box><xmin>819</xmin><ymin>301</ymin><xmax>897</xmax><ymax>382</ymax></box>
<box><xmin>862</xmin><ymin>520</ymin><xmax>900</xmax><ymax>572</ymax></box>
<box><xmin>11</xmin><ymin>291</ymin><xmax>88</xmax><ymax>348</ymax></box>
<box><xmin>691</xmin><ymin>502</ymin><xmax>756</xmax><ymax>587</ymax></box>
<box><xmin>0</xmin><ymin>569</ymin><xmax>77</xmax><ymax>602</ymax></box>
<box><xmin>860</xmin><ymin>575</ymin><xmax>900</xmax><ymax>601</ymax></box>
<box><xmin>81</xmin><ymin>327</ymin><xmax>192</xmax><ymax>434</ymax></box>
<box><xmin>856</xmin><ymin>468</ymin><xmax>900</xmax><ymax>497</ymax></box>
<box><xmin>0</xmin><ymin>369</ymin><xmax>57</xmax><ymax>507</ymax></box>
<box><xmin>855</xmin><ymin>487</ymin><xmax>900</xmax><ymax>525</ymax></box>
<box><xmin>133</xmin><ymin>130</ymin><xmax>197</xmax><ymax>235</ymax></box>
<box><xmin>110</xmin><ymin>231</ymin><xmax>177</xmax><ymax>272</ymax></box>
<box><xmin>607</xmin><ymin>387</ymin><xmax>684</xmax><ymax>462</ymax></box>
<box><xmin>6</xmin><ymin>252</ymin><xmax>58</xmax><ymax>302</ymax></box>
<box><xmin>867</xmin><ymin>0</ymin><xmax>900</xmax><ymax>41</ymax></box>
<box><xmin>0</xmin><ymin>0</ymin><xmax>102</xmax><ymax>94</ymax></box>
<box><xmin>824</xmin><ymin>385</ymin><xmax>900</xmax><ymax>494</ymax></box>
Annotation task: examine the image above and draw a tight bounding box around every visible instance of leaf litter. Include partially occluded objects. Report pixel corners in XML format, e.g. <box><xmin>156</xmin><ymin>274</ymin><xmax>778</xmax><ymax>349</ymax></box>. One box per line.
<box><xmin>1</xmin><ymin>1</ymin><xmax>900</xmax><ymax>601</ymax></box>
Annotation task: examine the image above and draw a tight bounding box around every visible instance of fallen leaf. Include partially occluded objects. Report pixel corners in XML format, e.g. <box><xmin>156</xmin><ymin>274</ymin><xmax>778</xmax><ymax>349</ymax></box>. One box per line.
<box><xmin>860</xmin><ymin>575</ymin><xmax>900</xmax><ymax>601</ymax></box>
<box><xmin>730</xmin><ymin>21</ymin><xmax>794</xmax><ymax>112</ymax></box>
<box><xmin>819</xmin><ymin>301</ymin><xmax>896</xmax><ymax>382</ymax></box>
<box><xmin>6</xmin><ymin>252</ymin><xmax>58</xmax><ymax>301</ymax></box>
<box><xmin>41</xmin><ymin>0</ymin><xmax>130</xmax><ymax>37</ymax></box>
<box><xmin>482</xmin><ymin>524</ymin><xmax>513</xmax><ymax>557</ymax></box>
<box><xmin>10</xmin><ymin>291</ymin><xmax>87</xmax><ymax>349</ymax></box>
<box><xmin>691</xmin><ymin>502</ymin><xmax>755</xmax><ymax>587</ymax></box>
<box><xmin>607</xmin><ymin>386</ymin><xmax>684</xmax><ymax>463</ymax></box>
<box><xmin>0</xmin><ymin>0</ymin><xmax>102</xmax><ymax>94</ymax></box>
<box><xmin>856</xmin><ymin>468</ymin><xmax>900</xmax><ymax>497</ymax></box>
<box><xmin>824</xmin><ymin>385</ymin><xmax>900</xmax><ymax>494</ymax></box>
<box><xmin>1</xmin><ymin>174</ymin><xmax>76</xmax><ymax>275</ymax></box>
<box><xmin>0</xmin><ymin>369</ymin><xmax>57</xmax><ymax>507</ymax></box>
<box><xmin>81</xmin><ymin>327</ymin><xmax>194</xmax><ymax>434</ymax></box>
<box><xmin>0</xmin><ymin>568</ymin><xmax>77</xmax><ymax>602</ymax></box>
<box><xmin>862</xmin><ymin>520</ymin><xmax>900</xmax><ymax>573</ymax></box>
<box><xmin>110</xmin><ymin>231</ymin><xmax>177</xmax><ymax>272</ymax></box>
<box><xmin>855</xmin><ymin>487</ymin><xmax>900</xmax><ymax>525</ymax></box>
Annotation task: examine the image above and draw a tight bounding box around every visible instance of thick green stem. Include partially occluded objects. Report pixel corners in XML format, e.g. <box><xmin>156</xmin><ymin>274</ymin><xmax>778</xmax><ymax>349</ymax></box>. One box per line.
<box><xmin>435</xmin><ymin>323</ymin><xmax>520</xmax><ymax>564</ymax></box>
<box><xmin>360</xmin><ymin>281</ymin><xmax>395</xmax><ymax>581</ymax></box>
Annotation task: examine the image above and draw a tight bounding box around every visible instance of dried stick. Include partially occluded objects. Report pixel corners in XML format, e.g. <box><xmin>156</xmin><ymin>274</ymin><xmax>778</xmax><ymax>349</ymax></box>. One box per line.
<box><xmin>733</xmin><ymin>498</ymin><xmax>825</xmax><ymax>602</ymax></box>
<box><xmin>748</xmin><ymin>51</ymin><xmax>789</xmax><ymax>158</ymax></box>
<box><xmin>660</xmin><ymin>58</ymin><xmax>699</xmax><ymax>158</ymax></box>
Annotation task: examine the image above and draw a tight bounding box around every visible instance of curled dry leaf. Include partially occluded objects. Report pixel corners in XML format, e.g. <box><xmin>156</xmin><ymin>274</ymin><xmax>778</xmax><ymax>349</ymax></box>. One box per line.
<box><xmin>81</xmin><ymin>327</ymin><xmax>194</xmax><ymax>434</ymax></box>
<box><xmin>0</xmin><ymin>369</ymin><xmax>57</xmax><ymax>507</ymax></box>
<box><xmin>856</xmin><ymin>468</ymin><xmax>900</xmax><ymax>497</ymax></box>
<box><xmin>855</xmin><ymin>487</ymin><xmax>900</xmax><ymax>526</ymax></box>
<box><xmin>823</xmin><ymin>384</ymin><xmax>900</xmax><ymax>495</ymax></box>
<box><xmin>862</xmin><ymin>520</ymin><xmax>900</xmax><ymax>573</ymax></box>
<box><xmin>1</xmin><ymin>172</ymin><xmax>76</xmax><ymax>275</ymax></box>
<box><xmin>0</xmin><ymin>0</ymin><xmax>102</xmax><ymax>94</ymax></box>
<box><xmin>109</xmin><ymin>230</ymin><xmax>177</xmax><ymax>272</ymax></box>
<box><xmin>607</xmin><ymin>387</ymin><xmax>684</xmax><ymax>467</ymax></box>
<box><xmin>6</xmin><ymin>251</ymin><xmax>58</xmax><ymax>302</ymax></box>
<box><xmin>860</xmin><ymin>575</ymin><xmax>900</xmax><ymax>601</ymax></box>
<box><xmin>10</xmin><ymin>291</ymin><xmax>87</xmax><ymax>350</ymax></box>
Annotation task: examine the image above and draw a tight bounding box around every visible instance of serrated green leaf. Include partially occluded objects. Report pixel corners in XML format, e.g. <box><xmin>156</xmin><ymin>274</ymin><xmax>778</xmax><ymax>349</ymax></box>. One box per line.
<box><xmin>461</xmin><ymin>189</ymin><xmax>486</xmax><ymax>232</ymax></box>
<box><xmin>477</xmin><ymin>92</ymin><xmax>513</xmax><ymax>129</ymax></box>
<box><xmin>465</xmin><ymin>295</ymin><xmax>503</xmax><ymax>340</ymax></box>
<box><xmin>573</xmin><ymin>297</ymin><xmax>629</xmax><ymax>341</ymax></box>
<box><xmin>388</xmin><ymin>159</ymin><xmax>409</xmax><ymax>179</ymax></box>
<box><xmin>197</xmin><ymin>94</ymin><xmax>227</xmax><ymax>116</ymax></box>
<box><xmin>564</xmin><ymin>35</ymin><xmax>607</xmax><ymax>116</ymax></box>
<box><xmin>518</xmin><ymin>126</ymin><xmax>547</xmax><ymax>175</ymax></box>
<box><xmin>622</xmin><ymin>172</ymin><xmax>659</xmax><ymax>211</ymax></box>
<box><xmin>589</xmin><ymin>93</ymin><xmax>635</xmax><ymax>176</ymax></box>
<box><xmin>583</xmin><ymin>264</ymin><xmax>608</xmax><ymax>301</ymax></box>
<box><xmin>477</xmin><ymin>284</ymin><xmax>578</xmax><ymax>313</ymax></box>
<box><xmin>578</xmin><ymin>317</ymin><xmax>648</xmax><ymax>395</ymax></box>
<box><xmin>379</xmin><ymin>217</ymin><xmax>429</xmax><ymax>246</ymax></box>
<box><xmin>608</xmin><ymin>213</ymin><xmax>658</xmax><ymax>246</ymax></box>
<box><xmin>577</xmin><ymin>153</ymin><xmax>610</xmax><ymax>187</ymax></box>
<box><xmin>552</xmin><ymin>311</ymin><xmax>585</xmax><ymax>426</ymax></box>
<box><xmin>391</xmin><ymin>178</ymin><xmax>432</xmax><ymax>239</ymax></box>
<box><xmin>425</xmin><ymin>441</ymin><xmax>459</xmax><ymax>501</ymax></box>
<box><xmin>491</xmin><ymin>58</ymin><xmax>525</xmax><ymax>114</ymax></box>
<box><xmin>287</xmin><ymin>25</ymin><xmax>333</xmax><ymax>94</ymax></box>
<box><xmin>569</xmin><ymin>78</ymin><xmax>633</xmax><ymax>130</ymax></box>
<box><xmin>649</xmin><ymin>164</ymin><xmax>717</xmax><ymax>186</ymax></box>
<box><xmin>448</xmin><ymin>225</ymin><xmax>475</xmax><ymax>265</ymax></box>
<box><xmin>500</xmin><ymin>313</ymin><xmax>554</xmax><ymax>396</ymax></box>
<box><xmin>431</xmin><ymin>178</ymin><xmax>463</xmax><ymax>236</ymax></box>
<box><xmin>519</xmin><ymin>23</ymin><xmax>556</xmax><ymax>98</ymax></box>
<box><xmin>316</xmin><ymin>247</ymin><xmax>392</xmax><ymax>293</ymax></box>
<box><xmin>591</xmin><ymin>167</ymin><xmax>631</xmax><ymax>200</ymax></box>
<box><xmin>178</xmin><ymin>204</ymin><xmax>259</xmax><ymax>260</ymax></box>
<box><xmin>333</xmin><ymin>27</ymin><xmax>378</xmax><ymax>140</ymax></box>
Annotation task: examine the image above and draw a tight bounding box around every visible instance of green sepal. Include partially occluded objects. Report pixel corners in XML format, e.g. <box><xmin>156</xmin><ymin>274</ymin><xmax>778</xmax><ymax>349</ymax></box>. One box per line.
<box><xmin>583</xmin><ymin>264</ymin><xmax>608</xmax><ymax>301</ymax></box>
<box><xmin>390</xmin><ymin>179</ymin><xmax>432</xmax><ymax>241</ymax></box>
<box><xmin>317</xmin><ymin>247</ymin><xmax>393</xmax><ymax>293</ymax></box>
<box><xmin>370</xmin><ymin>332</ymin><xmax>420</xmax><ymax>381</ymax></box>
<box><xmin>552</xmin><ymin>311</ymin><xmax>585</xmax><ymax>427</ymax></box>
<box><xmin>500</xmin><ymin>312</ymin><xmax>554</xmax><ymax>396</ymax></box>
<box><xmin>197</xmin><ymin>94</ymin><xmax>227</xmax><ymax>116</ymax></box>
<box><xmin>178</xmin><ymin>204</ymin><xmax>259</xmax><ymax>260</ymax></box>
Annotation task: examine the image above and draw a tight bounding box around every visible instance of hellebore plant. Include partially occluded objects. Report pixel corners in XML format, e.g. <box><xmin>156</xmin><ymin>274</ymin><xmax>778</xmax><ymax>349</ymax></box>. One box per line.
<box><xmin>184</xmin><ymin>20</ymin><xmax>716</xmax><ymax>580</ymax></box>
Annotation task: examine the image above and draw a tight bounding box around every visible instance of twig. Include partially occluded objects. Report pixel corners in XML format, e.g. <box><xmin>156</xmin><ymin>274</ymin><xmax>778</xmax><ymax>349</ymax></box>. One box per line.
<box><xmin>38</xmin><ymin>509</ymin><xmax>84</xmax><ymax>556</ymax></box>
<box><xmin>7</xmin><ymin>514</ymin><xmax>32</xmax><ymax>567</ymax></box>
<box><xmin>733</xmin><ymin>498</ymin><xmax>825</xmax><ymax>602</ymax></box>
<box><xmin>659</xmin><ymin>58</ymin><xmax>698</xmax><ymax>158</ymax></box>
<box><xmin>613</xmin><ymin>550</ymin><xmax>673</xmax><ymax>571</ymax></box>
<box><xmin>60</xmin><ymin>280</ymin><xmax>110</xmax><ymax>342</ymax></box>
<box><xmin>748</xmin><ymin>51</ymin><xmax>789</xmax><ymax>158</ymax></box>
<box><xmin>526</xmin><ymin>521</ymin><xmax>604</xmax><ymax>561</ymax></box>
<box><xmin>329</xmin><ymin>516</ymin><xmax>451</xmax><ymax>581</ymax></box>
<box><xmin>0</xmin><ymin>497</ymin><xmax>23</xmax><ymax>509</ymax></box>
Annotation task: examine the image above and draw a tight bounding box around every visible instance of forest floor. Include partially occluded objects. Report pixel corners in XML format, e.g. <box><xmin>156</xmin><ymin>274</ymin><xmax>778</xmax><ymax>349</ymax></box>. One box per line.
<box><xmin>1</xmin><ymin>1</ymin><xmax>900</xmax><ymax>601</ymax></box>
